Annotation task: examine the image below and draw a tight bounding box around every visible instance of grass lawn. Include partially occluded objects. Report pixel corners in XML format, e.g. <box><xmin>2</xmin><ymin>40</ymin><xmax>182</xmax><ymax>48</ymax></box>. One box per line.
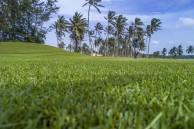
<box><xmin>0</xmin><ymin>42</ymin><xmax>194</xmax><ymax>129</ymax></box>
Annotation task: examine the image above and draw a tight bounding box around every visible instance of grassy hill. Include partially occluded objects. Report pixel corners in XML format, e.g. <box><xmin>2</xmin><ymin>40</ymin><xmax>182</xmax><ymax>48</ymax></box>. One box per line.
<box><xmin>0</xmin><ymin>42</ymin><xmax>194</xmax><ymax>129</ymax></box>
<box><xmin>0</xmin><ymin>42</ymin><xmax>86</xmax><ymax>59</ymax></box>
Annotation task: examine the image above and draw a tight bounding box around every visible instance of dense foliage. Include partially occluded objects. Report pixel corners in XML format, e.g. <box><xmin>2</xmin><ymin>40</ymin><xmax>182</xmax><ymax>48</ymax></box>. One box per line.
<box><xmin>0</xmin><ymin>42</ymin><xmax>194</xmax><ymax>129</ymax></box>
<box><xmin>0</xmin><ymin>0</ymin><xmax>59</xmax><ymax>43</ymax></box>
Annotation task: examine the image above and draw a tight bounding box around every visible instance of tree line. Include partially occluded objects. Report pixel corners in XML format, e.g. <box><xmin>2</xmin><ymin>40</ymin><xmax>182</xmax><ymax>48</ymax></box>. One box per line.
<box><xmin>152</xmin><ymin>45</ymin><xmax>194</xmax><ymax>59</ymax></box>
<box><xmin>53</xmin><ymin>0</ymin><xmax>162</xmax><ymax>58</ymax></box>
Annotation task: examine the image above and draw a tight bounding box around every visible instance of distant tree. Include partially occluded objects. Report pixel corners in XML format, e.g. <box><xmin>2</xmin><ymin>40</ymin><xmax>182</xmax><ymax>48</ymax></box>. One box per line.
<box><xmin>81</xmin><ymin>43</ymin><xmax>90</xmax><ymax>55</ymax></box>
<box><xmin>53</xmin><ymin>16</ymin><xmax>69</xmax><ymax>49</ymax></box>
<box><xmin>177</xmin><ymin>45</ymin><xmax>183</xmax><ymax>56</ymax></box>
<box><xmin>104</xmin><ymin>25</ymin><xmax>115</xmax><ymax>56</ymax></box>
<box><xmin>169</xmin><ymin>47</ymin><xmax>178</xmax><ymax>59</ymax></box>
<box><xmin>69</xmin><ymin>12</ymin><xmax>87</xmax><ymax>53</ymax></box>
<box><xmin>186</xmin><ymin>45</ymin><xmax>194</xmax><ymax>55</ymax></box>
<box><xmin>94</xmin><ymin>22</ymin><xmax>103</xmax><ymax>55</ymax></box>
<box><xmin>162</xmin><ymin>48</ymin><xmax>167</xmax><ymax>58</ymax></box>
<box><xmin>82</xmin><ymin>0</ymin><xmax>104</xmax><ymax>56</ymax></box>
<box><xmin>153</xmin><ymin>51</ymin><xmax>160</xmax><ymax>58</ymax></box>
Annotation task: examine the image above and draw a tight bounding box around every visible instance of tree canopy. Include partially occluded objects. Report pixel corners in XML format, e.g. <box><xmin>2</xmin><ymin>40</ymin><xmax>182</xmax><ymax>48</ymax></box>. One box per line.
<box><xmin>0</xmin><ymin>0</ymin><xmax>59</xmax><ymax>44</ymax></box>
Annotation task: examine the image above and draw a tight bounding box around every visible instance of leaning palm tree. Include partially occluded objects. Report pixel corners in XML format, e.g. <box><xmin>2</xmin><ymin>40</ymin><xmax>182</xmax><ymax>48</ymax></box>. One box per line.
<box><xmin>112</xmin><ymin>15</ymin><xmax>128</xmax><ymax>57</ymax></box>
<box><xmin>82</xmin><ymin>0</ymin><xmax>104</xmax><ymax>56</ymax></box>
<box><xmin>69</xmin><ymin>12</ymin><xmax>88</xmax><ymax>53</ymax></box>
<box><xmin>147</xmin><ymin>18</ymin><xmax>162</xmax><ymax>58</ymax></box>
<box><xmin>53</xmin><ymin>15</ymin><xmax>69</xmax><ymax>49</ymax></box>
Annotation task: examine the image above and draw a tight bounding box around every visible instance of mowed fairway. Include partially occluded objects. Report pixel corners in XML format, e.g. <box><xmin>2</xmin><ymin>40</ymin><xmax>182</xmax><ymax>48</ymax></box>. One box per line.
<box><xmin>0</xmin><ymin>43</ymin><xmax>194</xmax><ymax>129</ymax></box>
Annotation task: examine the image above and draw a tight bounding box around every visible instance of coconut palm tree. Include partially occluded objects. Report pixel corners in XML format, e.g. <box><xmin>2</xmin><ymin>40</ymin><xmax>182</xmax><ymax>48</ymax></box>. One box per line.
<box><xmin>186</xmin><ymin>45</ymin><xmax>194</xmax><ymax>55</ymax></box>
<box><xmin>112</xmin><ymin>15</ymin><xmax>128</xmax><ymax>57</ymax></box>
<box><xmin>53</xmin><ymin>15</ymin><xmax>69</xmax><ymax>49</ymax></box>
<box><xmin>94</xmin><ymin>37</ymin><xmax>103</xmax><ymax>55</ymax></box>
<box><xmin>177</xmin><ymin>45</ymin><xmax>183</xmax><ymax>56</ymax></box>
<box><xmin>169</xmin><ymin>47</ymin><xmax>178</xmax><ymax>59</ymax></box>
<box><xmin>147</xmin><ymin>18</ymin><xmax>162</xmax><ymax>58</ymax></box>
<box><xmin>82</xmin><ymin>0</ymin><xmax>104</xmax><ymax>55</ymax></box>
<box><xmin>153</xmin><ymin>51</ymin><xmax>160</xmax><ymax>58</ymax></box>
<box><xmin>127</xmin><ymin>25</ymin><xmax>134</xmax><ymax>57</ymax></box>
<box><xmin>94</xmin><ymin>22</ymin><xmax>103</xmax><ymax>55</ymax></box>
<box><xmin>104</xmin><ymin>11</ymin><xmax>116</xmax><ymax>56</ymax></box>
<box><xmin>69</xmin><ymin>12</ymin><xmax>87</xmax><ymax>53</ymax></box>
<box><xmin>129</xmin><ymin>18</ymin><xmax>144</xmax><ymax>58</ymax></box>
<box><xmin>162</xmin><ymin>48</ymin><xmax>167</xmax><ymax>58</ymax></box>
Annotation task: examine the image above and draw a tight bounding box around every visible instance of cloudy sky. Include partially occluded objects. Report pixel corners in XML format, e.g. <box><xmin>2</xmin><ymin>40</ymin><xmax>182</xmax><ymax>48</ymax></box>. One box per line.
<box><xmin>46</xmin><ymin>0</ymin><xmax>194</xmax><ymax>54</ymax></box>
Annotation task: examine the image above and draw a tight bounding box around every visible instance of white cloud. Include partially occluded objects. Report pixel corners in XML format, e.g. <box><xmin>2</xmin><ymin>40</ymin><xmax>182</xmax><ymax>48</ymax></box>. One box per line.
<box><xmin>179</xmin><ymin>17</ymin><xmax>194</xmax><ymax>26</ymax></box>
<box><xmin>178</xmin><ymin>0</ymin><xmax>191</xmax><ymax>5</ymax></box>
<box><xmin>102</xmin><ymin>0</ymin><xmax>111</xmax><ymax>2</ymax></box>
<box><xmin>151</xmin><ymin>40</ymin><xmax>160</xmax><ymax>45</ymax></box>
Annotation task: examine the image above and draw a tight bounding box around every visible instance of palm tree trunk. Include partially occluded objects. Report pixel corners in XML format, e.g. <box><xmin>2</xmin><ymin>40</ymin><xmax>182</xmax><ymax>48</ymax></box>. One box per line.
<box><xmin>146</xmin><ymin>35</ymin><xmax>149</xmax><ymax>58</ymax></box>
<box><xmin>115</xmin><ymin>32</ymin><xmax>118</xmax><ymax>57</ymax></box>
<box><xmin>88</xmin><ymin>5</ymin><xmax>92</xmax><ymax>56</ymax></box>
<box><xmin>148</xmin><ymin>36</ymin><xmax>151</xmax><ymax>58</ymax></box>
<box><xmin>105</xmin><ymin>22</ymin><xmax>109</xmax><ymax>57</ymax></box>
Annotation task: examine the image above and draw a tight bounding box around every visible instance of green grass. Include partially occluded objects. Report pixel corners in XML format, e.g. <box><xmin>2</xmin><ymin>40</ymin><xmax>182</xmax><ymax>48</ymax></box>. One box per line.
<box><xmin>0</xmin><ymin>42</ymin><xmax>194</xmax><ymax>129</ymax></box>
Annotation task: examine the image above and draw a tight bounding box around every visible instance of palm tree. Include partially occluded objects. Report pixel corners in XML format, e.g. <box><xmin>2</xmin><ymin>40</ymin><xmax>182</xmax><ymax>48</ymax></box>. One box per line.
<box><xmin>147</xmin><ymin>18</ymin><xmax>162</xmax><ymax>58</ymax></box>
<box><xmin>94</xmin><ymin>22</ymin><xmax>103</xmax><ymax>55</ymax></box>
<box><xmin>112</xmin><ymin>15</ymin><xmax>128</xmax><ymax>57</ymax></box>
<box><xmin>94</xmin><ymin>37</ymin><xmax>103</xmax><ymax>55</ymax></box>
<box><xmin>162</xmin><ymin>48</ymin><xmax>167</xmax><ymax>58</ymax></box>
<box><xmin>69</xmin><ymin>12</ymin><xmax>87</xmax><ymax>53</ymax></box>
<box><xmin>82</xmin><ymin>0</ymin><xmax>104</xmax><ymax>56</ymax></box>
<box><xmin>169</xmin><ymin>47</ymin><xmax>178</xmax><ymax>59</ymax></box>
<box><xmin>104</xmin><ymin>25</ymin><xmax>115</xmax><ymax>56</ymax></box>
<box><xmin>104</xmin><ymin>11</ymin><xmax>116</xmax><ymax>56</ymax></box>
<box><xmin>153</xmin><ymin>51</ymin><xmax>160</xmax><ymax>58</ymax></box>
<box><xmin>186</xmin><ymin>45</ymin><xmax>194</xmax><ymax>55</ymax></box>
<box><xmin>53</xmin><ymin>15</ymin><xmax>69</xmax><ymax>49</ymax></box>
<box><xmin>177</xmin><ymin>45</ymin><xmax>183</xmax><ymax>56</ymax></box>
<box><xmin>130</xmin><ymin>18</ymin><xmax>144</xmax><ymax>58</ymax></box>
<box><xmin>127</xmin><ymin>25</ymin><xmax>134</xmax><ymax>57</ymax></box>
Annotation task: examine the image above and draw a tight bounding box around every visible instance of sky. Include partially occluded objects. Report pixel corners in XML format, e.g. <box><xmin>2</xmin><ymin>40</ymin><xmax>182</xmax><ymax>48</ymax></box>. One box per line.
<box><xmin>45</xmin><ymin>0</ymin><xmax>194</xmax><ymax>54</ymax></box>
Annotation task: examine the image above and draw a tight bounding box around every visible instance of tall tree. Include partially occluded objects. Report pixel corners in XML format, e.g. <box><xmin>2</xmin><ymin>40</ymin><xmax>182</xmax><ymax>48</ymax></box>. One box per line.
<box><xmin>82</xmin><ymin>0</ymin><xmax>104</xmax><ymax>56</ymax></box>
<box><xmin>112</xmin><ymin>15</ymin><xmax>128</xmax><ymax>57</ymax></box>
<box><xmin>53</xmin><ymin>16</ymin><xmax>69</xmax><ymax>49</ymax></box>
<box><xmin>130</xmin><ymin>18</ymin><xmax>144</xmax><ymax>58</ymax></box>
<box><xmin>147</xmin><ymin>18</ymin><xmax>162</xmax><ymax>58</ymax></box>
<box><xmin>69</xmin><ymin>12</ymin><xmax>87</xmax><ymax>53</ymax></box>
<box><xmin>104</xmin><ymin>11</ymin><xmax>116</xmax><ymax>56</ymax></box>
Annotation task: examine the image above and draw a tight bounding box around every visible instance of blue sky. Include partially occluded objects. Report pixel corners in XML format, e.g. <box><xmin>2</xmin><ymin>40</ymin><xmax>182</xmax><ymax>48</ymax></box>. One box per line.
<box><xmin>46</xmin><ymin>0</ymin><xmax>194</xmax><ymax>54</ymax></box>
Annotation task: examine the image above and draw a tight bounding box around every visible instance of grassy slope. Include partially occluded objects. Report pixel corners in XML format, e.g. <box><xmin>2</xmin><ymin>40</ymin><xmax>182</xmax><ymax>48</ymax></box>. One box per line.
<box><xmin>0</xmin><ymin>42</ymin><xmax>194</xmax><ymax>129</ymax></box>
